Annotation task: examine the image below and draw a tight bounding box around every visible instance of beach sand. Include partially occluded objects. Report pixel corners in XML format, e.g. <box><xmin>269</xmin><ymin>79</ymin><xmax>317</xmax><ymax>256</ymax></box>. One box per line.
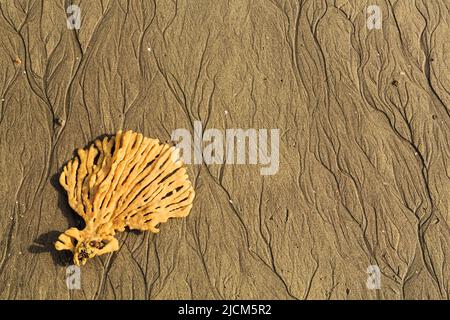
<box><xmin>0</xmin><ymin>0</ymin><xmax>448</xmax><ymax>299</ymax></box>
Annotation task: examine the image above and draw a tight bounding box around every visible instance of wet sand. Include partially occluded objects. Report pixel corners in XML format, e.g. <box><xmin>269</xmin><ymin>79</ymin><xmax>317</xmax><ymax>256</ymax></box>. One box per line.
<box><xmin>0</xmin><ymin>0</ymin><xmax>448</xmax><ymax>299</ymax></box>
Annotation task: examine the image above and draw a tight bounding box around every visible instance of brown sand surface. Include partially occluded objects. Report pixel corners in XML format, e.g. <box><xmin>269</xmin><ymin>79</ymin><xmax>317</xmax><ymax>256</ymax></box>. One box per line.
<box><xmin>0</xmin><ymin>0</ymin><xmax>449</xmax><ymax>299</ymax></box>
